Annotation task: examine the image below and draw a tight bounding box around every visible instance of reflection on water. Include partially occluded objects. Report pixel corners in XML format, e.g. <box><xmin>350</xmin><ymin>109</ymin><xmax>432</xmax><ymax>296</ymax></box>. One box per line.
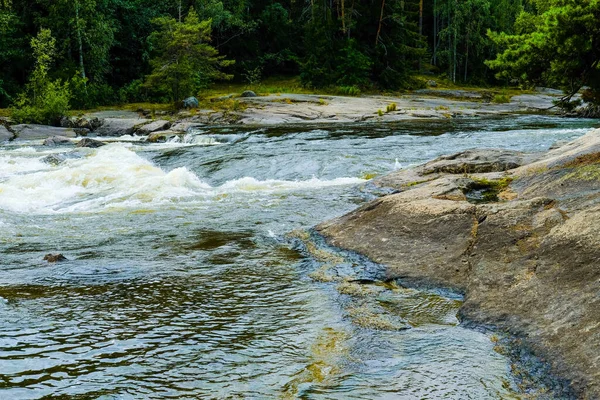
<box><xmin>0</xmin><ymin>115</ymin><xmax>595</xmax><ymax>398</ymax></box>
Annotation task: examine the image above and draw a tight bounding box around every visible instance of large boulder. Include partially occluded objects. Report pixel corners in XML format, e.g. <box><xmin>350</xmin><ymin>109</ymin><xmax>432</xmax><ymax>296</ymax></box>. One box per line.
<box><xmin>317</xmin><ymin>129</ymin><xmax>600</xmax><ymax>398</ymax></box>
<box><xmin>11</xmin><ymin>124</ymin><xmax>77</xmax><ymax>141</ymax></box>
<box><xmin>93</xmin><ymin>118</ymin><xmax>150</xmax><ymax>136</ymax></box>
<box><xmin>240</xmin><ymin>90</ymin><xmax>257</xmax><ymax>98</ymax></box>
<box><xmin>145</xmin><ymin>130</ymin><xmax>181</xmax><ymax>143</ymax></box>
<box><xmin>374</xmin><ymin>148</ymin><xmax>532</xmax><ymax>190</ymax></box>
<box><xmin>182</xmin><ymin>96</ymin><xmax>199</xmax><ymax>109</ymax></box>
<box><xmin>60</xmin><ymin>116</ymin><xmax>101</xmax><ymax>130</ymax></box>
<box><xmin>59</xmin><ymin>116</ymin><xmax>74</xmax><ymax>128</ymax></box>
<box><xmin>76</xmin><ymin>138</ymin><xmax>106</xmax><ymax>148</ymax></box>
<box><xmin>170</xmin><ymin>122</ymin><xmax>203</xmax><ymax>133</ymax></box>
<box><xmin>137</xmin><ymin>120</ymin><xmax>172</xmax><ymax>135</ymax></box>
<box><xmin>0</xmin><ymin>125</ymin><xmax>14</xmax><ymax>142</ymax></box>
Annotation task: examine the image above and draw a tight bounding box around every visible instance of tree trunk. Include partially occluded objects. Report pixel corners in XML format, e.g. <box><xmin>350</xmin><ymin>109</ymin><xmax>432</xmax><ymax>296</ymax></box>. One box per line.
<box><xmin>341</xmin><ymin>0</ymin><xmax>346</xmax><ymax>33</ymax></box>
<box><xmin>447</xmin><ymin>0</ymin><xmax>452</xmax><ymax>79</ymax></box>
<box><xmin>433</xmin><ymin>0</ymin><xmax>437</xmax><ymax>65</ymax></box>
<box><xmin>418</xmin><ymin>0</ymin><xmax>423</xmax><ymax>71</ymax></box>
<box><xmin>75</xmin><ymin>0</ymin><xmax>86</xmax><ymax>87</ymax></box>
<box><xmin>452</xmin><ymin>0</ymin><xmax>457</xmax><ymax>83</ymax></box>
<box><xmin>375</xmin><ymin>0</ymin><xmax>385</xmax><ymax>46</ymax></box>
<box><xmin>464</xmin><ymin>30</ymin><xmax>469</xmax><ymax>82</ymax></box>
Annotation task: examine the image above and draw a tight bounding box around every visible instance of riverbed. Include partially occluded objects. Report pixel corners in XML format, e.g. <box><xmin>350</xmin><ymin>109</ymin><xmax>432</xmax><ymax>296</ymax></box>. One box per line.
<box><xmin>0</xmin><ymin>115</ymin><xmax>596</xmax><ymax>398</ymax></box>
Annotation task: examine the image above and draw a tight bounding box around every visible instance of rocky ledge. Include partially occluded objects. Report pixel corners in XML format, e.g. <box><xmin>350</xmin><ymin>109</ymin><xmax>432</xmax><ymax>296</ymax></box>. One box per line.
<box><xmin>317</xmin><ymin>129</ymin><xmax>600</xmax><ymax>399</ymax></box>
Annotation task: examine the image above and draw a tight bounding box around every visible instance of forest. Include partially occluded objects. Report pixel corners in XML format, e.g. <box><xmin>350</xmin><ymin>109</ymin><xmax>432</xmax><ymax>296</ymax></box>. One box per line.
<box><xmin>0</xmin><ymin>0</ymin><xmax>598</xmax><ymax>117</ymax></box>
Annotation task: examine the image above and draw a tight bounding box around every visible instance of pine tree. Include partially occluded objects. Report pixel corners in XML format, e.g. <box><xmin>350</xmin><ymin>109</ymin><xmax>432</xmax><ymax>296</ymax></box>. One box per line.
<box><xmin>145</xmin><ymin>7</ymin><xmax>234</xmax><ymax>102</ymax></box>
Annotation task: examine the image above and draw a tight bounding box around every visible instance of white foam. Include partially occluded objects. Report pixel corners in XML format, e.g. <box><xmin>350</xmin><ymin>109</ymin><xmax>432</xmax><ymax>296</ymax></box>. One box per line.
<box><xmin>0</xmin><ymin>144</ymin><xmax>364</xmax><ymax>214</ymax></box>
<box><xmin>216</xmin><ymin>176</ymin><xmax>364</xmax><ymax>193</ymax></box>
<box><xmin>0</xmin><ymin>155</ymin><xmax>51</xmax><ymax>178</ymax></box>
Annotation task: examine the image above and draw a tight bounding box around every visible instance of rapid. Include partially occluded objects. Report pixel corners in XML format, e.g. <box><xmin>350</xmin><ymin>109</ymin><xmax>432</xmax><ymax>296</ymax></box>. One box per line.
<box><xmin>0</xmin><ymin>115</ymin><xmax>596</xmax><ymax>399</ymax></box>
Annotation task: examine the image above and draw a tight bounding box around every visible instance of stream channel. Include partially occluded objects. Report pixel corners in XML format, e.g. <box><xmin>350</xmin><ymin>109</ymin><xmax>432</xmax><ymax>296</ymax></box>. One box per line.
<box><xmin>0</xmin><ymin>115</ymin><xmax>597</xmax><ymax>399</ymax></box>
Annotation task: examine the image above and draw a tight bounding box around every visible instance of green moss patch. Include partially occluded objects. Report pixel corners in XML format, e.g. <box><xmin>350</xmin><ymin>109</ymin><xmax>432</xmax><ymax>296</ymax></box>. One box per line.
<box><xmin>463</xmin><ymin>176</ymin><xmax>514</xmax><ymax>203</ymax></box>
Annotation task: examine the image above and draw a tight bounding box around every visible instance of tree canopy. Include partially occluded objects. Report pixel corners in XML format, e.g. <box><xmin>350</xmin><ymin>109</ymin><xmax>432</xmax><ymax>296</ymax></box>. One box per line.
<box><xmin>145</xmin><ymin>7</ymin><xmax>233</xmax><ymax>102</ymax></box>
<box><xmin>0</xmin><ymin>0</ymin><xmax>598</xmax><ymax>110</ymax></box>
<box><xmin>487</xmin><ymin>0</ymin><xmax>600</xmax><ymax>104</ymax></box>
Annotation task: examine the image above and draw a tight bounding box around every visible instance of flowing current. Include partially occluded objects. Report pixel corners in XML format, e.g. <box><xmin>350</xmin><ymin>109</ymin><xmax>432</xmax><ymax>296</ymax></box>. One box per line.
<box><xmin>0</xmin><ymin>116</ymin><xmax>596</xmax><ymax>399</ymax></box>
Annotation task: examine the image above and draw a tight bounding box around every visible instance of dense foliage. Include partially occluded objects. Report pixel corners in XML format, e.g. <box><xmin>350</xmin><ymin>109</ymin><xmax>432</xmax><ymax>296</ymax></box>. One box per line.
<box><xmin>487</xmin><ymin>0</ymin><xmax>600</xmax><ymax>105</ymax></box>
<box><xmin>0</xmin><ymin>0</ymin><xmax>598</xmax><ymax>111</ymax></box>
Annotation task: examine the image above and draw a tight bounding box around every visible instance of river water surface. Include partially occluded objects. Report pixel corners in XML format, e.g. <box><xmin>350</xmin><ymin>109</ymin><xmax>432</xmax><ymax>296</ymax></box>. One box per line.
<box><xmin>0</xmin><ymin>116</ymin><xmax>596</xmax><ymax>399</ymax></box>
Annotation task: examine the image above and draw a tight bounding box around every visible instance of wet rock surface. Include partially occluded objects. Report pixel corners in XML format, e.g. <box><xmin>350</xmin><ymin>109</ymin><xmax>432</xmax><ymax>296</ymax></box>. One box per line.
<box><xmin>12</xmin><ymin>124</ymin><xmax>77</xmax><ymax>141</ymax></box>
<box><xmin>0</xmin><ymin>125</ymin><xmax>13</xmax><ymax>142</ymax></box>
<box><xmin>317</xmin><ymin>129</ymin><xmax>600</xmax><ymax>399</ymax></box>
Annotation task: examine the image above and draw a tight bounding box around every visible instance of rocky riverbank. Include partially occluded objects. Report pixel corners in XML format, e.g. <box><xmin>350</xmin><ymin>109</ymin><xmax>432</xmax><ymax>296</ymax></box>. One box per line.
<box><xmin>0</xmin><ymin>88</ymin><xmax>569</xmax><ymax>143</ymax></box>
<box><xmin>317</xmin><ymin>129</ymin><xmax>600</xmax><ymax>399</ymax></box>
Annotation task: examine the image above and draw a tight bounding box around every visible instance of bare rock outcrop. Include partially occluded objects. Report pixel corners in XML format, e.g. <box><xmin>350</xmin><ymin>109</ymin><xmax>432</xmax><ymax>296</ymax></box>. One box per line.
<box><xmin>11</xmin><ymin>124</ymin><xmax>77</xmax><ymax>141</ymax></box>
<box><xmin>93</xmin><ymin>118</ymin><xmax>151</xmax><ymax>136</ymax></box>
<box><xmin>0</xmin><ymin>125</ymin><xmax>14</xmax><ymax>142</ymax></box>
<box><xmin>317</xmin><ymin>129</ymin><xmax>600</xmax><ymax>399</ymax></box>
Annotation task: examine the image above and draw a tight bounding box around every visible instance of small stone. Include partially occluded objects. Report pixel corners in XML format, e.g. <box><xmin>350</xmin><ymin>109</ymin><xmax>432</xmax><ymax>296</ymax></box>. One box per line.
<box><xmin>44</xmin><ymin>254</ymin><xmax>68</xmax><ymax>263</ymax></box>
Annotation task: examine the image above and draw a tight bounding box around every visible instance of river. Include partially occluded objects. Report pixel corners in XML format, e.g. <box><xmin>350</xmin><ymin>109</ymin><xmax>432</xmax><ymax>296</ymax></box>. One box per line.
<box><xmin>0</xmin><ymin>115</ymin><xmax>596</xmax><ymax>399</ymax></box>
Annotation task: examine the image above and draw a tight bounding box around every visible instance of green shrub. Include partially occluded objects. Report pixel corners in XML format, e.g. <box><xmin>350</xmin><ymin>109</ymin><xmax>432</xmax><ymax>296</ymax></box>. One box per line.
<box><xmin>11</xmin><ymin>80</ymin><xmax>71</xmax><ymax>125</ymax></box>
<box><xmin>377</xmin><ymin>109</ymin><xmax>384</xmax><ymax>116</ymax></box>
<box><xmin>337</xmin><ymin>86</ymin><xmax>361</xmax><ymax>96</ymax></box>
<box><xmin>554</xmin><ymin>98</ymin><xmax>582</xmax><ymax>112</ymax></box>
<box><xmin>491</xmin><ymin>94</ymin><xmax>511</xmax><ymax>104</ymax></box>
<box><xmin>386</xmin><ymin>102</ymin><xmax>397</xmax><ymax>112</ymax></box>
<box><xmin>70</xmin><ymin>74</ymin><xmax>118</xmax><ymax>109</ymax></box>
<box><xmin>10</xmin><ymin>29</ymin><xmax>71</xmax><ymax>124</ymax></box>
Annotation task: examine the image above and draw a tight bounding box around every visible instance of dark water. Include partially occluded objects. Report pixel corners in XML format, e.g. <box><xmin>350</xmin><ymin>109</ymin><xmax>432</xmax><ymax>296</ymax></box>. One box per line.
<box><xmin>0</xmin><ymin>116</ymin><xmax>596</xmax><ymax>399</ymax></box>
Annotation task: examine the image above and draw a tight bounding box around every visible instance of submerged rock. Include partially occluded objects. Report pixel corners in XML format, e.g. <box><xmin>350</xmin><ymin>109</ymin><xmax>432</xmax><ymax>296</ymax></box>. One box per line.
<box><xmin>41</xmin><ymin>152</ymin><xmax>84</xmax><ymax>165</ymax></box>
<box><xmin>43</xmin><ymin>135</ymin><xmax>73</xmax><ymax>146</ymax></box>
<box><xmin>43</xmin><ymin>253</ymin><xmax>68</xmax><ymax>263</ymax></box>
<box><xmin>317</xmin><ymin>129</ymin><xmax>600</xmax><ymax>398</ymax></box>
<box><xmin>76</xmin><ymin>138</ymin><xmax>106</xmax><ymax>148</ymax></box>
